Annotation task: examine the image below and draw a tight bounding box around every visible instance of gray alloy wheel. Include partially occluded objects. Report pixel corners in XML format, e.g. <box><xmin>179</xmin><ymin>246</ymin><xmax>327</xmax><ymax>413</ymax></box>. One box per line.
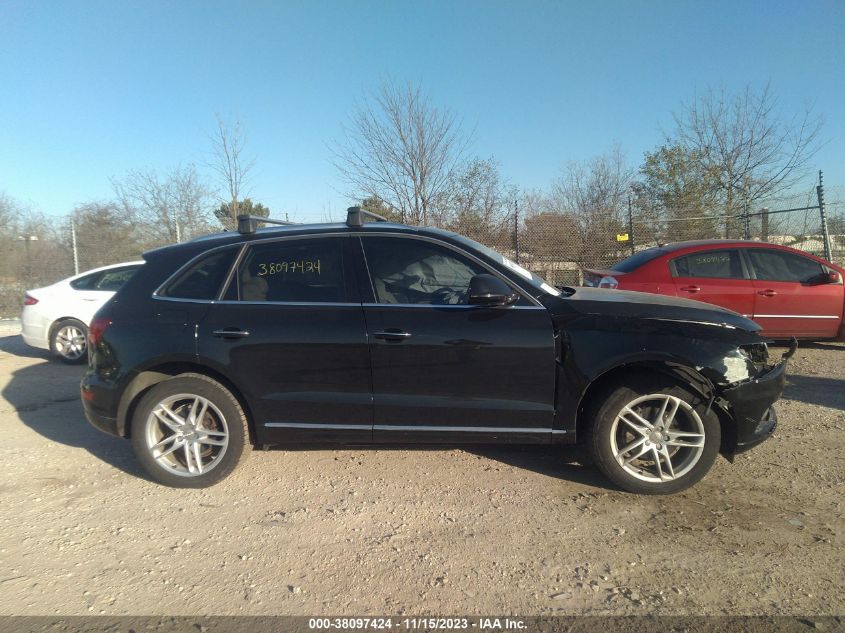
<box><xmin>142</xmin><ymin>393</ymin><xmax>230</xmax><ymax>477</ymax></box>
<box><xmin>50</xmin><ymin>319</ymin><xmax>88</xmax><ymax>364</ymax></box>
<box><xmin>585</xmin><ymin>376</ymin><xmax>720</xmax><ymax>494</ymax></box>
<box><xmin>131</xmin><ymin>374</ymin><xmax>249</xmax><ymax>487</ymax></box>
<box><xmin>610</xmin><ymin>393</ymin><xmax>707</xmax><ymax>483</ymax></box>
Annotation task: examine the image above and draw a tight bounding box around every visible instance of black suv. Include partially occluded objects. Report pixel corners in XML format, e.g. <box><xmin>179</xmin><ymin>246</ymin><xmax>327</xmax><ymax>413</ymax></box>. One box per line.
<box><xmin>81</xmin><ymin>208</ymin><xmax>792</xmax><ymax>493</ymax></box>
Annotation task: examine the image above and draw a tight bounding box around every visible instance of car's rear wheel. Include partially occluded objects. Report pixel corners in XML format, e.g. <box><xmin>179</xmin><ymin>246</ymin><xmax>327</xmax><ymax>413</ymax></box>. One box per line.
<box><xmin>50</xmin><ymin>319</ymin><xmax>88</xmax><ymax>364</ymax></box>
<box><xmin>130</xmin><ymin>374</ymin><xmax>249</xmax><ymax>488</ymax></box>
<box><xmin>585</xmin><ymin>376</ymin><xmax>720</xmax><ymax>494</ymax></box>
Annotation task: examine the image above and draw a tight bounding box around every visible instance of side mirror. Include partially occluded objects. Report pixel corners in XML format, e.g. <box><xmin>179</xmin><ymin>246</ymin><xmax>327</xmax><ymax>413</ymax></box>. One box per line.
<box><xmin>827</xmin><ymin>271</ymin><xmax>840</xmax><ymax>284</ymax></box>
<box><xmin>468</xmin><ymin>274</ymin><xmax>519</xmax><ymax>307</ymax></box>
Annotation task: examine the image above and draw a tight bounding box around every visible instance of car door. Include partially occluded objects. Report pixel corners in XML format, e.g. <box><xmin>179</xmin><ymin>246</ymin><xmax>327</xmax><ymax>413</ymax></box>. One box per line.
<box><xmin>745</xmin><ymin>248</ymin><xmax>844</xmax><ymax>338</ymax></box>
<box><xmin>357</xmin><ymin>234</ymin><xmax>557</xmax><ymax>444</ymax></box>
<box><xmin>196</xmin><ymin>236</ymin><xmax>374</xmax><ymax>444</ymax></box>
<box><xmin>670</xmin><ymin>248</ymin><xmax>755</xmax><ymax>317</ymax></box>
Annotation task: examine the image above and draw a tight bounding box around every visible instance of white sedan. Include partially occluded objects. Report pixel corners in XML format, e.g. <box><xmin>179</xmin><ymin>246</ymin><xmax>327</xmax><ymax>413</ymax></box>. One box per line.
<box><xmin>21</xmin><ymin>261</ymin><xmax>143</xmax><ymax>363</ymax></box>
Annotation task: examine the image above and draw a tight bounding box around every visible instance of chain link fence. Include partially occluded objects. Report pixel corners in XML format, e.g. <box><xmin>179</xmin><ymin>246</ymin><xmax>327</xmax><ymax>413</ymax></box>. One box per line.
<box><xmin>485</xmin><ymin>183</ymin><xmax>845</xmax><ymax>288</ymax></box>
<box><xmin>1</xmin><ymin>183</ymin><xmax>843</xmax><ymax>317</ymax></box>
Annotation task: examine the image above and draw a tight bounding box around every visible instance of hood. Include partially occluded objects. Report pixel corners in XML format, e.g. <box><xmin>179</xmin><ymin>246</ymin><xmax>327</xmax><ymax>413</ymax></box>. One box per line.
<box><xmin>547</xmin><ymin>287</ymin><xmax>761</xmax><ymax>333</ymax></box>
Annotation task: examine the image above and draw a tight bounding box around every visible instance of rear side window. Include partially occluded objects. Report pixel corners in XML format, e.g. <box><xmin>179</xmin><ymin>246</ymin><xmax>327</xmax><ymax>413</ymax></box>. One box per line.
<box><xmin>93</xmin><ymin>266</ymin><xmax>140</xmax><ymax>291</ymax></box>
<box><xmin>70</xmin><ymin>272</ymin><xmax>100</xmax><ymax>290</ymax></box>
<box><xmin>747</xmin><ymin>249</ymin><xmax>824</xmax><ymax>282</ymax></box>
<box><xmin>672</xmin><ymin>250</ymin><xmax>743</xmax><ymax>279</ymax></box>
<box><xmin>613</xmin><ymin>248</ymin><xmax>666</xmax><ymax>273</ymax></box>
<box><xmin>231</xmin><ymin>238</ymin><xmax>345</xmax><ymax>303</ymax></box>
<box><xmin>163</xmin><ymin>249</ymin><xmax>238</xmax><ymax>300</ymax></box>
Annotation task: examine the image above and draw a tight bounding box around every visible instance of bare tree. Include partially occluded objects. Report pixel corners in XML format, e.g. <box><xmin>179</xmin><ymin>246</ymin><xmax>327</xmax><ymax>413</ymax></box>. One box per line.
<box><xmin>443</xmin><ymin>157</ymin><xmax>515</xmax><ymax>243</ymax></box>
<box><xmin>333</xmin><ymin>81</ymin><xmax>468</xmax><ymax>225</ymax></box>
<box><xmin>547</xmin><ymin>147</ymin><xmax>633</xmax><ymax>267</ymax></box>
<box><xmin>671</xmin><ymin>84</ymin><xmax>823</xmax><ymax>212</ymax></box>
<box><xmin>71</xmin><ymin>202</ymin><xmax>143</xmax><ymax>270</ymax></box>
<box><xmin>112</xmin><ymin>165</ymin><xmax>213</xmax><ymax>245</ymax></box>
<box><xmin>210</xmin><ymin>115</ymin><xmax>256</xmax><ymax>229</ymax></box>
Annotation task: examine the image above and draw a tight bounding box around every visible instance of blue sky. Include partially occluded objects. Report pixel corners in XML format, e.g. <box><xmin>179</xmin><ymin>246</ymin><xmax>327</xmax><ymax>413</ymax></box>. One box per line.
<box><xmin>1</xmin><ymin>0</ymin><xmax>843</xmax><ymax>222</ymax></box>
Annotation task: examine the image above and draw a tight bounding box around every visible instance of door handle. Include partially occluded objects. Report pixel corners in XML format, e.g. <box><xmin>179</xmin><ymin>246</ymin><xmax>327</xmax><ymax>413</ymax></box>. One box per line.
<box><xmin>373</xmin><ymin>329</ymin><xmax>412</xmax><ymax>341</ymax></box>
<box><xmin>212</xmin><ymin>328</ymin><xmax>250</xmax><ymax>339</ymax></box>
<box><xmin>680</xmin><ymin>285</ymin><xmax>701</xmax><ymax>293</ymax></box>
<box><xmin>757</xmin><ymin>289</ymin><xmax>777</xmax><ymax>297</ymax></box>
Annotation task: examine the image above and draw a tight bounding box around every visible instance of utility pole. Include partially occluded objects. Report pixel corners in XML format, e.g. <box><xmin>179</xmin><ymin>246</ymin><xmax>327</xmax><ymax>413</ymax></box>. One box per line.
<box><xmin>16</xmin><ymin>235</ymin><xmax>38</xmax><ymax>282</ymax></box>
<box><xmin>761</xmin><ymin>208</ymin><xmax>770</xmax><ymax>242</ymax></box>
<box><xmin>627</xmin><ymin>194</ymin><xmax>635</xmax><ymax>255</ymax></box>
<box><xmin>70</xmin><ymin>218</ymin><xmax>79</xmax><ymax>275</ymax></box>
<box><xmin>743</xmin><ymin>196</ymin><xmax>750</xmax><ymax>240</ymax></box>
<box><xmin>817</xmin><ymin>170</ymin><xmax>832</xmax><ymax>262</ymax></box>
<box><xmin>512</xmin><ymin>197</ymin><xmax>520</xmax><ymax>264</ymax></box>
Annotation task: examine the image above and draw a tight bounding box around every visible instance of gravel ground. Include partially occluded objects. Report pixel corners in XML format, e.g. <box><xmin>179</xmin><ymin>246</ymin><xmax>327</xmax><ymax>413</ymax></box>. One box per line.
<box><xmin>0</xmin><ymin>325</ymin><xmax>842</xmax><ymax>617</ymax></box>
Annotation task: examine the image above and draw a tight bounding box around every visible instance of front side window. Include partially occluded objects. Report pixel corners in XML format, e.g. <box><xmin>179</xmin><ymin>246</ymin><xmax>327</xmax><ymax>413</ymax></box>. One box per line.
<box><xmin>232</xmin><ymin>238</ymin><xmax>345</xmax><ymax>302</ymax></box>
<box><xmin>164</xmin><ymin>249</ymin><xmax>238</xmax><ymax>300</ymax></box>
<box><xmin>747</xmin><ymin>249</ymin><xmax>824</xmax><ymax>282</ymax></box>
<box><xmin>672</xmin><ymin>250</ymin><xmax>743</xmax><ymax>279</ymax></box>
<box><xmin>362</xmin><ymin>236</ymin><xmax>487</xmax><ymax>305</ymax></box>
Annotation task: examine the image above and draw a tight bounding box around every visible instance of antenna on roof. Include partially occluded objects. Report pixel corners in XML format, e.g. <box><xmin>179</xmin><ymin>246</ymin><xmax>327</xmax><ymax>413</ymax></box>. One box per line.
<box><xmin>346</xmin><ymin>206</ymin><xmax>388</xmax><ymax>228</ymax></box>
<box><xmin>237</xmin><ymin>214</ymin><xmax>297</xmax><ymax>235</ymax></box>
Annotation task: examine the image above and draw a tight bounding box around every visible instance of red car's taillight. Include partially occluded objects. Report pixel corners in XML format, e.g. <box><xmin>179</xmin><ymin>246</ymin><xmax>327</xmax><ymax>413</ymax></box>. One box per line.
<box><xmin>24</xmin><ymin>294</ymin><xmax>38</xmax><ymax>306</ymax></box>
<box><xmin>598</xmin><ymin>275</ymin><xmax>619</xmax><ymax>289</ymax></box>
<box><xmin>88</xmin><ymin>316</ymin><xmax>112</xmax><ymax>347</ymax></box>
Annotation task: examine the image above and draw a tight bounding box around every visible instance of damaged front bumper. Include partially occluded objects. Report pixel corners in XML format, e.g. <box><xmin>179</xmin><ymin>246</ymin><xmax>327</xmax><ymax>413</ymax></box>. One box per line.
<box><xmin>718</xmin><ymin>339</ymin><xmax>796</xmax><ymax>455</ymax></box>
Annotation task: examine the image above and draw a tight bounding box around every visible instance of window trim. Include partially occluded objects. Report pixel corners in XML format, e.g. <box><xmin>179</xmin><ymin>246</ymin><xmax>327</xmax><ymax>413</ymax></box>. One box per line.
<box><xmin>669</xmin><ymin>248</ymin><xmax>749</xmax><ymax>280</ymax></box>
<box><xmin>743</xmin><ymin>247</ymin><xmax>826</xmax><ymax>283</ymax></box>
<box><xmin>153</xmin><ymin>231</ymin><xmax>543</xmax><ymax>308</ymax></box>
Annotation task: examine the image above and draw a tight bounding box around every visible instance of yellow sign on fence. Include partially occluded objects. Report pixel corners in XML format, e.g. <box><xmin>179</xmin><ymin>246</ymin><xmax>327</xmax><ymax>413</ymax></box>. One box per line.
<box><xmin>616</xmin><ymin>233</ymin><xmax>630</xmax><ymax>242</ymax></box>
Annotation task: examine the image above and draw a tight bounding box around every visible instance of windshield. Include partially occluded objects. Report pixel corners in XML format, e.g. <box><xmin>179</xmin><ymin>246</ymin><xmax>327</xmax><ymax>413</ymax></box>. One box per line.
<box><xmin>450</xmin><ymin>234</ymin><xmax>562</xmax><ymax>297</ymax></box>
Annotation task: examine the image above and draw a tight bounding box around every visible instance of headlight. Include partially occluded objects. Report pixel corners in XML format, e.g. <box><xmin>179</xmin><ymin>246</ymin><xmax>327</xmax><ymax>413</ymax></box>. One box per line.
<box><xmin>740</xmin><ymin>343</ymin><xmax>769</xmax><ymax>366</ymax></box>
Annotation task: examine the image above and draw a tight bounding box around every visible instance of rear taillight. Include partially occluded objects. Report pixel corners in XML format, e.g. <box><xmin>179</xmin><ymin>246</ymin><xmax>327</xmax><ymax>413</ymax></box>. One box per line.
<box><xmin>88</xmin><ymin>316</ymin><xmax>112</xmax><ymax>347</ymax></box>
<box><xmin>598</xmin><ymin>276</ymin><xmax>619</xmax><ymax>289</ymax></box>
<box><xmin>24</xmin><ymin>294</ymin><xmax>38</xmax><ymax>306</ymax></box>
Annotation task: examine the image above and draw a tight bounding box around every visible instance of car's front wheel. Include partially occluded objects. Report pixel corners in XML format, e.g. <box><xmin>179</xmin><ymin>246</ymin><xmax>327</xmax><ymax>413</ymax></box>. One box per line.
<box><xmin>130</xmin><ymin>373</ymin><xmax>249</xmax><ymax>487</ymax></box>
<box><xmin>50</xmin><ymin>319</ymin><xmax>88</xmax><ymax>364</ymax></box>
<box><xmin>585</xmin><ymin>376</ymin><xmax>721</xmax><ymax>494</ymax></box>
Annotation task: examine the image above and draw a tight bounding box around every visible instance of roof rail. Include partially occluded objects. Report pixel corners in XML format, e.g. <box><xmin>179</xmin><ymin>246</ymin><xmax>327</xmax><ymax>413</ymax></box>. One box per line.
<box><xmin>237</xmin><ymin>214</ymin><xmax>296</xmax><ymax>235</ymax></box>
<box><xmin>346</xmin><ymin>206</ymin><xmax>388</xmax><ymax>228</ymax></box>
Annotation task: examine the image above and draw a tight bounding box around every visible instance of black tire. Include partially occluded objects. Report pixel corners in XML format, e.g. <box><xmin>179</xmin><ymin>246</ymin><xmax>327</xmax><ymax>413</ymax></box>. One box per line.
<box><xmin>49</xmin><ymin>318</ymin><xmax>88</xmax><ymax>364</ymax></box>
<box><xmin>584</xmin><ymin>375</ymin><xmax>720</xmax><ymax>495</ymax></box>
<box><xmin>130</xmin><ymin>373</ymin><xmax>249</xmax><ymax>488</ymax></box>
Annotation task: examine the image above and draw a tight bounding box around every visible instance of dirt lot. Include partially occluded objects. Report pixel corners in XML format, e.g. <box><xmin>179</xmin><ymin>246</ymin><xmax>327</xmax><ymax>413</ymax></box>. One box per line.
<box><xmin>0</xmin><ymin>323</ymin><xmax>842</xmax><ymax>617</ymax></box>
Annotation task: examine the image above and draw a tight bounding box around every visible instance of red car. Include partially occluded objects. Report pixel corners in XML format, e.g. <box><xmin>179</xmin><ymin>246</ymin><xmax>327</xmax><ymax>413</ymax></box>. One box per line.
<box><xmin>583</xmin><ymin>240</ymin><xmax>845</xmax><ymax>339</ymax></box>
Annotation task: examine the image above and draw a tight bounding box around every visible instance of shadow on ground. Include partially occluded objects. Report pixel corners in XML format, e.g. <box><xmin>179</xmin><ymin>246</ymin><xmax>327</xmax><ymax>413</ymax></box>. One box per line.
<box><xmin>783</xmin><ymin>374</ymin><xmax>845</xmax><ymax>411</ymax></box>
<box><xmin>0</xmin><ymin>332</ymin><xmax>51</xmax><ymax>359</ymax></box>
<box><xmin>0</xmin><ymin>335</ymin><xmax>148</xmax><ymax>479</ymax></box>
<box><xmin>267</xmin><ymin>444</ymin><xmax>613</xmax><ymax>490</ymax></box>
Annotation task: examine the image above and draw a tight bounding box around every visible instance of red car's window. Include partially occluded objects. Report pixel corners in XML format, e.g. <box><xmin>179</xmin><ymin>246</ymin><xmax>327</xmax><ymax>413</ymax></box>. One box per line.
<box><xmin>746</xmin><ymin>249</ymin><xmax>823</xmax><ymax>283</ymax></box>
<box><xmin>672</xmin><ymin>250</ymin><xmax>743</xmax><ymax>279</ymax></box>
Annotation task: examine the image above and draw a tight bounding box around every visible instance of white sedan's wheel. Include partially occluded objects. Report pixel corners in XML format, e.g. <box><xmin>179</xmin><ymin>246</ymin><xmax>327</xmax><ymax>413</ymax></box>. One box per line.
<box><xmin>50</xmin><ymin>319</ymin><xmax>88</xmax><ymax>364</ymax></box>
